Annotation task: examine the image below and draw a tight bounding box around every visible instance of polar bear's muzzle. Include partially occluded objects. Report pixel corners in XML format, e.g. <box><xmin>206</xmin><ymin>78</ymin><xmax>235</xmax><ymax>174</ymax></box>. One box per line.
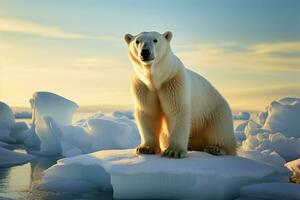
<box><xmin>140</xmin><ymin>48</ymin><xmax>154</xmax><ymax>62</ymax></box>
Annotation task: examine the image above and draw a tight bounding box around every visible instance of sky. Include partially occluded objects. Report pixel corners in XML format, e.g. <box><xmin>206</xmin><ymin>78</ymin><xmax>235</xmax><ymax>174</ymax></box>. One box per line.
<box><xmin>0</xmin><ymin>0</ymin><xmax>299</xmax><ymax>111</ymax></box>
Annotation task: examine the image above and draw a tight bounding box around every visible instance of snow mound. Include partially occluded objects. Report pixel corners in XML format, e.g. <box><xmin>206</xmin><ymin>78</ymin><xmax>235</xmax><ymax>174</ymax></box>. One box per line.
<box><xmin>263</xmin><ymin>99</ymin><xmax>300</xmax><ymax>138</ymax></box>
<box><xmin>254</xmin><ymin>97</ymin><xmax>300</xmax><ymax>138</ymax></box>
<box><xmin>40</xmin><ymin>149</ymin><xmax>289</xmax><ymax>199</ymax></box>
<box><xmin>236</xmin><ymin>183</ymin><xmax>300</xmax><ymax>200</ymax></box>
<box><xmin>0</xmin><ymin>102</ymin><xmax>15</xmax><ymax>129</ymax></box>
<box><xmin>31</xmin><ymin>92</ymin><xmax>78</xmax><ymax>126</ymax></box>
<box><xmin>285</xmin><ymin>158</ymin><xmax>300</xmax><ymax>184</ymax></box>
<box><xmin>242</xmin><ymin>132</ymin><xmax>300</xmax><ymax>161</ymax></box>
<box><xmin>239</xmin><ymin>97</ymin><xmax>300</xmax><ymax>161</ymax></box>
<box><xmin>0</xmin><ymin>146</ymin><xmax>34</xmax><ymax>167</ymax></box>
<box><xmin>233</xmin><ymin>112</ymin><xmax>250</xmax><ymax>120</ymax></box>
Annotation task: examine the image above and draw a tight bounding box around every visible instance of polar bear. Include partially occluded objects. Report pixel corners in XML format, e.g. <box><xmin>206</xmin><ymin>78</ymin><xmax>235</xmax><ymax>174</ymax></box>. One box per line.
<box><xmin>125</xmin><ymin>31</ymin><xmax>236</xmax><ymax>158</ymax></box>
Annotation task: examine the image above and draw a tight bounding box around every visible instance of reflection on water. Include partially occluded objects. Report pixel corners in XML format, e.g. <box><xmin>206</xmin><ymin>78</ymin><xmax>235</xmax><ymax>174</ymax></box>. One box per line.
<box><xmin>0</xmin><ymin>156</ymin><xmax>113</xmax><ymax>200</ymax></box>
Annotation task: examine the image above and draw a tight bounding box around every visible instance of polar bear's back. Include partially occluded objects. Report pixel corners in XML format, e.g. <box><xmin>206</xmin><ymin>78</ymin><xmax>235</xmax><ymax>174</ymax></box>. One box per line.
<box><xmin>185</xmin><ymin>68</ymin><xmax>225</xmax><ymax>114</ymax></box>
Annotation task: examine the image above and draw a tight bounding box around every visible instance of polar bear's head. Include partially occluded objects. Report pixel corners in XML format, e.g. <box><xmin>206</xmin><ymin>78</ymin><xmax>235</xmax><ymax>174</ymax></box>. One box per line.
<box><xmin>124</xmin><ymin>31</ymin><xmax>172</xmax><ymax>66</ymax></box>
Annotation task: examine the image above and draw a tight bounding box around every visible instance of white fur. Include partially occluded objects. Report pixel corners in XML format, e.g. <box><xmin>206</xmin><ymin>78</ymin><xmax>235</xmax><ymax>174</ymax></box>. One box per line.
<box><xmin>125</xmin><ymin>31</ymin><xmax>236</xmax><ymax>157</ymax></box>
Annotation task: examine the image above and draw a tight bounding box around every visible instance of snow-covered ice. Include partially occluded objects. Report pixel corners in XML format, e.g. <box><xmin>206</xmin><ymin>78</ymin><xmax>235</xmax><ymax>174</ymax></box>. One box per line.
<box><xmin>285</xmin><ymin>158</ymin><xmax>300</xmax><ymax>183</ymax></box>
<box><xmin>233</xmin><ymin>112</ymin><xmax>250</xmax><ymax>120</ymax></box>
<box><xmin>0</xmin><ymin>146</ymin><xmax>34</xmax><ymax>167</ymax></box>
<box><xmin>236</xmin><ymin>183</ymin><xmax>300</xmax><ymax>200</ymax></box>
<box><xmin>40</xmin><ymin>149</ymin><xmax>289</xmax><ymax>199</ymax></box>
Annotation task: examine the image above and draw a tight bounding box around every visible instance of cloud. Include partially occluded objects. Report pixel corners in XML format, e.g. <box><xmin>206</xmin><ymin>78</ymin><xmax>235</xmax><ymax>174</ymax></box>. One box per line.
<box><xmin>0</xmin><ymin>17</ymin><xmax>100</xmax><ymax>40</ymax></box>
<box><xmin>176</xmin><ymin>42</ymin><xmax>300</xmax><ymax>72</ymax></box>
<box><xmin>252</xmin><ymin>42</ymin><xmax>300</xmax><ymax>54</ymax></box>
<box><xmin>225</xmin><ymin>84</ymin><xmax>300</xmax><ymax>111</ymax></box>
<box><xmin>226</xmin><ymin>84</ymin><xmax>300</xmax><ymax>98</ymax></box>
<box><xmin>72</xmin><ymin>57</ymin><xmax>125</xmax><ymax>68</ymax></box>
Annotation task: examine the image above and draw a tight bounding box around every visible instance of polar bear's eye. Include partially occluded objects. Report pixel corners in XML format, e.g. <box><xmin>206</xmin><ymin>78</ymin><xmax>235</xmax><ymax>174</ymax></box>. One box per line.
<box><xmin>136</xmin><ymin>40</ymin><xmax>140</xmax><ymax>44</ymax></box>
<box><xmin>153</xmin><ymin>39</ymin><xmax>158</xmax><ymax>43</ymax></box>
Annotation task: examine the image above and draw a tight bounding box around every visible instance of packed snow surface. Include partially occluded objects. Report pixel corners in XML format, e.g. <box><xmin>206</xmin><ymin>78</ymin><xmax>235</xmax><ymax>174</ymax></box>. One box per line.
<box><xmin>40</xmin><ymin>149</ymin><xmax>289</xmax><ymax>200</ymax></box>
<box><xmin>236</xmin><ymin>183</ymin><xmax>300</xmax><ymax>200</ymax></box>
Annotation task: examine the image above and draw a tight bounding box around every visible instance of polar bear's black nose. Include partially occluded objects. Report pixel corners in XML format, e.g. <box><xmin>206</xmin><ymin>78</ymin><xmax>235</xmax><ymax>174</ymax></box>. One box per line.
<box><xmin>141</xmin><ymin>49</ymin><xmax>151</xmax><ymax>60</ymax></box>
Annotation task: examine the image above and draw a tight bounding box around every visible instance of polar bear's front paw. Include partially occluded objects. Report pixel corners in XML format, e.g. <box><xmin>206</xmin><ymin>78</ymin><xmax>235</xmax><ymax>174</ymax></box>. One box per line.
<box><xmin>162</xmin><ymin>147</ymin><xmax>187</xmax><ymax>159</ymax></box>
<box><xmin>136</xmin><ymin>145</ymin><xmax>156</xmax><ymax>154</ymax></box>
<box><xmin>203</xmin><ymin>145</ymin><xmax>225</xmax><ymax>156</ymax></box>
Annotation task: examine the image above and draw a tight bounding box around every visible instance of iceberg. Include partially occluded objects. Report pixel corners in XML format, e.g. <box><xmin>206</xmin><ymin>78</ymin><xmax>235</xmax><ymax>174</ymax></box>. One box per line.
<box><xmin>0</xmin><ymin>102</ymin><xmax>15</xmax><ymax>129</ymax></box>
<box><xmin>0</xmin><ymin>129</ymin><xmax>15</xmax><ymax>144</ymax></box>
<box><xmin>0</xmin><ymin>102</ymin><xmax>17</xmax><ymax>144</ymax></box>
<box><xmin>10</xmin><ymin>122</ymin><xmax>29</xmax><ymax>143</ymax></box>
<box><xmin>31</xmin><ymin>92</ymin><xmax>78</xmax><ymax>126</ymax></box>
<box><xmin>40</xmin><ymin>149</ymin><xmax>289</xmax><ymax>199</ymax></box>
<box><xmin>23</xmin><ymin>127</ymin><xmax>41</xmax><ymax>150</ymax></box>
<box><xmin>31</xmin><ymin>92</ymin><xmax>78</xmax><ymax>154</ymax></box>
<box><xmin>0</xmin><ymin>146</ymin><xmax>34</xmax><ymax>167</ymax></box>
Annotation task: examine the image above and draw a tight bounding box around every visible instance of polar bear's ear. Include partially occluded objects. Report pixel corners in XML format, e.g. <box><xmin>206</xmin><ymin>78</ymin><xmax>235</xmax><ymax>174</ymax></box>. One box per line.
<box><xmin>124</xmin><ymin>33</ymin><xmax>134</xmax><ymax>45</ymax></box>
<box><xmin>163</xmin><ymin>31</ymin><xmax>173</xmax><ymax>42</ymax></box>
